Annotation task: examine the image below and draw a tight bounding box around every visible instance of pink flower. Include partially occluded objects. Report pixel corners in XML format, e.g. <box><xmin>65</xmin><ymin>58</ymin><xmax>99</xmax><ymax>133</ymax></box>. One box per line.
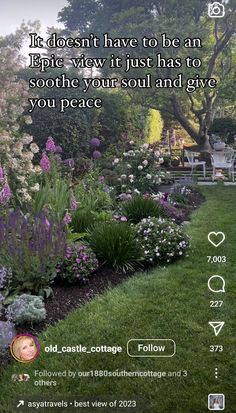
<box><xmin>63</xmin><ymin>212</ymin><xmax>72</xmax><ymax>225</ymax></box>
<box><xmin>70</xmin><ymin>197</ymin><xmax>77</xmax><ymax>210</ymax></box>
<box><xmin>0</xmin><ymin>183</ymin><xmax>11</xmax><ymax>204</ymax></box>
<box><xmin>44</xmin><ymin>217</ymin><xmax>51</xmax><ymax>230</ymax></box>
<box><xmin>0</xmin><ymin>167</ymin><xmax>4</xmax><ymax>181</ymax></box>
<box><xmin>120</xmin><ymin>216</ymin><xmax>128</xmax><ymax>222</ymax></box>
<box><xmin>46</xmin><ymin>136</ymin><xmax>56</xmax><ymax>152</ymax></box>
<box><xmin>40</xmin><ymin>153</ymin><xmax>51</xmax><ymax>172</ymax></box>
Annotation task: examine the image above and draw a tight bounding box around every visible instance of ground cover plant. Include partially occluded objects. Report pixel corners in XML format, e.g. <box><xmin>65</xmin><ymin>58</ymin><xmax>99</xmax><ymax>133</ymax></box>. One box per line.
<box><xmin>0</xmin><ymin>186</ymin><xmax>235</xmax><ymax>413</ymax></box>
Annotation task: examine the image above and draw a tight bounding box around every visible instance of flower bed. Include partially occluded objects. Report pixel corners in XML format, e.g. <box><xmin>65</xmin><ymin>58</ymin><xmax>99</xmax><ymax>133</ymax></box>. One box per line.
<box><xmin>0</xmin><ymin>135</ymin><xmax>205</xmax><ymax>368</ymax></box>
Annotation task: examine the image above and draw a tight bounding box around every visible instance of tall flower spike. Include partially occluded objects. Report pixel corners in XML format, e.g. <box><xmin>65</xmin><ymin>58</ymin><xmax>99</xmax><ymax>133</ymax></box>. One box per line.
<box><xmin>46</xmin><ymin>137</ymin><xmax>56</xmax><ymax>152</ymax></box>
<box><xmin>40</xmin><ymin>153</ymin><xmax>51</xmax><ymax>172</ymax></box>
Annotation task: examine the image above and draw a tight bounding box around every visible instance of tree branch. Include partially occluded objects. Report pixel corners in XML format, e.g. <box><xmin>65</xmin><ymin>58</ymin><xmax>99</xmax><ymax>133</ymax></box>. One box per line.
<box><xmin>171</xmin><ymin>93</ymin><xmax>200</xmax><ymax>142</ymax></box>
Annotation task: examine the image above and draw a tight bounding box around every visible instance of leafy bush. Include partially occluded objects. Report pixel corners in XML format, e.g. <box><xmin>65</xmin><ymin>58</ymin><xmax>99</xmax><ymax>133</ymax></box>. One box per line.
<box><xmin>71</xmin><ymin>208</ymin><xmax>96</xmax><ymax>233</ymax></box>
<box><xmin>121</xmin><ymin>195</ymin><xmax>167</xmax><ymax>224</ymax></box>
<box><xmin>32</xmin><ymin>178</ymin><xmax>71</xmax><ymax>222</ymax></box>
<box><xmin>111</xmin><ymin>142</ymin><xmax>168</xmax><ymax>194</ymax></box>
<box><xmin>136</xmin><ymin>217</ymin><xmax>190</xmax><ymax>264</ymax></box>
<box><xmin>56</xmin><ymin>243</ymin><xmax>99</xmax><ymax>283</ymax></box>
<box><xmin>6</xmin><ymin>294</ymin><xmax>46</xmax><ymax>325</ymax></box>
<box><xmin>74</xmin><ymin>184</ymin><xmax>113</xmax><ymax>212</ymax></box>
<box><xmin>159</xmin><ymin>201</ymin><xmax>186</xmax><ymax>224</ymax></box>
<box><xmin>0</xmin><ymin>209</ymin><xmax>66</xmax><ymax>296</ymax></box>
<box><xmin>88</xmin><ymin>221</ymin><xmax>143</xmax><ymax>271</ymax></box>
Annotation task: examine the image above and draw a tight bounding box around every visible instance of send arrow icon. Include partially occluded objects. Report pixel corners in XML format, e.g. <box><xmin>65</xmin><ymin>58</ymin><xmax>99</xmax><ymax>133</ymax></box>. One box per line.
<box><xmin>208</xmin><ymin>321</ymin><xmax>225</xmax><ymax>336</ymax></box>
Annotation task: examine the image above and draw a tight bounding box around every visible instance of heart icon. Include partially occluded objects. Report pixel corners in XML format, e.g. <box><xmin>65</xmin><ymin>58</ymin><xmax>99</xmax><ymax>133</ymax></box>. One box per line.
<box><xmin>208</xmin><ymin>232</ymin><xmax>225</xmax><ymax>247</ymax></box>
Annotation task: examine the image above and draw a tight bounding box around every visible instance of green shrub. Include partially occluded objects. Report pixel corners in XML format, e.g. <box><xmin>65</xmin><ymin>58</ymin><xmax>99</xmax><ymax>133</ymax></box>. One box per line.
<box><xmin>71</xmin><ymin>208</ymin><xmax>97</xmax><ymax>233</ymax></box>
<box><xmin>88</xmin><ymin>221</ymin><xmax>143</xmax><ymax>271</ymax></box>
<box><xmin>56</xmin><ymin>243</ymin><xmax>99</xmax><ymax>283</ymax></box>
<box><xmin>75</xmin><ymin>184</ymin><xmax>113</xmax><ymax>212</ymax></box>
<box><xmin>121</xmin><ymin>195</ymin><xmax>166</xmax><ymax>224</ymax></box>
<box><xmin>71</xmin><ymin>207</ymin><xmax>112</xmax><ymax>233</ymax></box>
<box><xmin>7</xmin><ymin>294</ymin><xmax>46</xmax><ymax>325</ymax></box>
<box><xmin>136</xmin><ymin>217</ymin><xmax>190</xmax><ymax>264</ymax></box>
<box><xmin>32</xmin><ymin>178</ymin><xmax>71</xmax><ymax>222</ymax></box>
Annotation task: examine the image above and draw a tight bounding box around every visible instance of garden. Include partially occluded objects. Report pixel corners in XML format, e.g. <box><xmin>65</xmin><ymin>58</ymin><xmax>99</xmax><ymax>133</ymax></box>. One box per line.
<box><xmin>0</xmin><ymin>1</ymin><xmax>236</xmax><ymax>412</ymax></box>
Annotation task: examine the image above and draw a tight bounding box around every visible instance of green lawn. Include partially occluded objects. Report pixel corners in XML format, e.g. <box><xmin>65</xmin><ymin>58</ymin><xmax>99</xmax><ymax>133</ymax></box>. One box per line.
<box><xmin>0</xmin><ymin>186</ymin><xmax>236</xmax><ymax>413</ymax></box>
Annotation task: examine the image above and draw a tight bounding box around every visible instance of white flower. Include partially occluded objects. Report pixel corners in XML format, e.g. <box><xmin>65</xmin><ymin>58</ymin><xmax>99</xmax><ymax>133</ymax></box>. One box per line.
<box><xmin>22</xmin><ymin>151</ymin><xmax>34</xmax><ymax>161</ymax></box>
<box><xmin>159</xmin><ymin>157</ymin><xmax>164</xmax><ymax>164</ymax></box>
<box><xmin>21</xmin><ymin>134</ymin><xmax>33</xmax><ymax>145</ymax></box>
<box><xmin>24</xmin><ymin>116</ymin><xmax>32</xmax><ymax>125</ymax></box>
<box><xmin>113</xmin><ymin>158</ymin><xmax>119</xmax><ymax>164</ymax></box>
<box><xmin>121</xmin><ymin>174</ymin><xmax>127</xmax><ymax>179</ymax></box>
<box><xmin>154</xmin><ymin>150</ymin><xmax>160</xmax><ymax>157</ymax></box>
<box><xmin>141</xmin><ymin>143</ymin><xmax>149</xmax><ymax>149</ymax></box>
<box><xmin>30</xmin><ymin>143</ymin><xmax>39</xmax><ymax>153</ymax></box>
<box><xmin>146</xmin><ymin>174</ymin><xmax>152</xmax><ymax>179</ymax></box>
<box><xmin>138</xmin><ymin>165</ymin><xmax>143</xmax><ymax>170</ymax></box>
<box><xmin>127</xmin><ymin>164</ymin><xmax>132</xmax><ymax>168</ymax></box>
<box><xmin>129</xmin><ymin>140</ymin><xmax>134</xmax><ymax>144</ymax></box>
<box><xmin>142</xmin><ymin>160</ymin><xmax>148</xmax><ymax>167</ymax></box>
<box><xmin>134</xmin><ymin>189</ymin><xmax>140</xmax><ymax>195</ymax></box>
<box><xmin>128</xmin><ymin>174</ymin><xmax>134</xmax><ymax>179</ymax></box>
<box><xmin>31</xmin><ymin>183</ymin><xmax>40</xmax><ymax>192</ymax></box>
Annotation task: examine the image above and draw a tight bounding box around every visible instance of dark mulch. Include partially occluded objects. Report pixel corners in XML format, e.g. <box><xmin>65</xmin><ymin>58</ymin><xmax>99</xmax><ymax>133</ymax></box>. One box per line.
<box><xmin>0</xmin><ymin>191</ymin><xmax>204</xmax><ymax>369</ymax></box>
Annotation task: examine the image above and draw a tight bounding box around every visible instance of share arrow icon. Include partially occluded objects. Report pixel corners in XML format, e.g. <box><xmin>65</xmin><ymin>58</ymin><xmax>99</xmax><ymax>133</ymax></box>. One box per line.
<box><xmin>208</xmin><ymin>321</ymin><xmax>225</xmax><ymax>336</ymax></box>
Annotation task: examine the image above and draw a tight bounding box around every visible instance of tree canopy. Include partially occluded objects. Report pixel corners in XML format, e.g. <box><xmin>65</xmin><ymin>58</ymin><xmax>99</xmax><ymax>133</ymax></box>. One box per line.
<box><xmin>59</xmin><ymin>0</ymin><xmax>236</xmax><ymax>145</ymax></box>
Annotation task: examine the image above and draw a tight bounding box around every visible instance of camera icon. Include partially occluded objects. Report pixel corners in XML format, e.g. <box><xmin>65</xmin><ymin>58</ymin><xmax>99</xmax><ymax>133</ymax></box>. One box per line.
<box><xmin>208</xmin><ymin>2</ymin><xmax>225</xmax><ymax>18</ymax></box>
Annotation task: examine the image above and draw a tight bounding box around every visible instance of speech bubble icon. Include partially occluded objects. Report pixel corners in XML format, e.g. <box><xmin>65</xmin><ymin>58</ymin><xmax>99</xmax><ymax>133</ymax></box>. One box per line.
<box><xmin>208</xmin><ymin>275</ymin><xmax>225</xmax><ymax>293</ymax></box>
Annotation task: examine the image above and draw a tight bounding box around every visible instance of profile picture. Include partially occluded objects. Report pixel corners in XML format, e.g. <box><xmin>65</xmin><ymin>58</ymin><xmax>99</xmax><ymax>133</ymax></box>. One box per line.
<box><xmin>10</xmin><ymin>334</ymin><xmax>40</xmax><ymax>363</ymax></box>
<box><xmin>11</xmin><ymin>373</ymin><xmax>30</xmax><ymax>382</ymax></box>
<box><xmin>208</xmin><ymin>393</ymin><xmax>225</xmax><ymax>410</ymax></box>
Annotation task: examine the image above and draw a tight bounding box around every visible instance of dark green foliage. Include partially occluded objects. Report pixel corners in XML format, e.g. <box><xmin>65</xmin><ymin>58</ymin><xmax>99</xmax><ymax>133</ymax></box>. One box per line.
<box><xmin>88</xmin><ymin>221</ymin><xmax>143</xmax><ymax>271</ymax></box>
<box><xmin>19</xmin><ymin>68</ymin><xmax>148</xmax><ymax>162</ymax></box>
<box><xmin>210</xmin><ymin>117</ymin><xmax>236</xmax><ymax>143</ymax></box>
<box><xmin>71</xmin><ymin>208</ymin><xmax>97</xmax><ymax>233</ymax></box>
<box><xmin>121</xmin><ymin>196</ymin><xmax>166</xmax><ymax>224</ymax></box>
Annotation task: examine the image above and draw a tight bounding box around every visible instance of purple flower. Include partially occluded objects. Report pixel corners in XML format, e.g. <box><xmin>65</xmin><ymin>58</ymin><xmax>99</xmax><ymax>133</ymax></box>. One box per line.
<box><xmin>40</xmin><ymin>153</ymin><xmax>51</xmax><ymax>172</ymax></box>
<box><xmin>63</xmin><ymin>212</ymin><xmax>72</xmax><ymax>225</ymax></box>
<box><xmin>0</xmin><ymin>183</ymin><xmax>11</xmax><ymax>204</ymax></box>
<box><xmin>120</xmin><ymin>216</ymin><xmax>128</xmax><ymax>222</ymax></box>
<box><xmin>0</xmin><ymin>167</ymin><xmax>4</xmax><ymax>181</ymax></box>
<box><xmin>70</xmin><ymin>197</ymin><xmax>77</xmax><ymax>210</ymax></box>
<box><xmin>55</xmin><ymin>145</ymin><xmax>63</xmax><ymax>153</ymax></box>
<box><xmin>64</xmin><ymin>158</ymin><xmax>75</xmax><ymax>169</ymax></box>
<box><xmin>76</xmin><ymin>258</ymin><xmax>81</xmax><ymax>263</ymax></box>
<box><xmin>90</xmin><ymin>137</ymin><xmax>101</xmax><ymax>147</ymax></box>
<box><xmin>46</xmin><ymin>136</ymin><xmax>56</xmax><ymax>152</ymax></box>
<box><xmin>44</xmin><ymin>217</ymin><xmax>51</xmax><ymax>230</ymax></box>
<box><xmin>98</xmin><ymin>175</ymin><xmax>105</xmax><ymax>182</ymax></box>
<box><xmin>0</xmin><ymin>293</ymin><xmax>5</xmax><ymax>304</ymax></box>
<box><xmin>92</xmin><ymin>150</ymin><xmax>102</xmax><ymax>160</ymax></box>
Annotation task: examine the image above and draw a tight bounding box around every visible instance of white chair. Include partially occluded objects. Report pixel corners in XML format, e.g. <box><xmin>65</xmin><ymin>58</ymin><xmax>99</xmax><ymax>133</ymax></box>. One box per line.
<box><xmin>185</xmin><ymin>150</ymin><xmax>206</xmax><ymax>178</ymax></box>
<box><xmin>211</xmin><ymin>149</ymin><xmax>235</xmax><ymax>182</ymax></box>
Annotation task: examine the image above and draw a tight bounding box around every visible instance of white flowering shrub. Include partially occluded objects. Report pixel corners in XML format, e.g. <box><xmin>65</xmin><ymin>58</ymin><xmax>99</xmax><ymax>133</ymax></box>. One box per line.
<box><xmin>0</xmin><ymin>37</ymin><xmax>40</xmax><ymax>205</ymax></box>
<box><xmin>112</xmin><ymin>143</ymin><xmax>169</xmax><ymax>194</ymax></box>
<box><xmin>135</xmin><ymin>217</ymin><xmax>190</xmax><ymax>264</ymax></box>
